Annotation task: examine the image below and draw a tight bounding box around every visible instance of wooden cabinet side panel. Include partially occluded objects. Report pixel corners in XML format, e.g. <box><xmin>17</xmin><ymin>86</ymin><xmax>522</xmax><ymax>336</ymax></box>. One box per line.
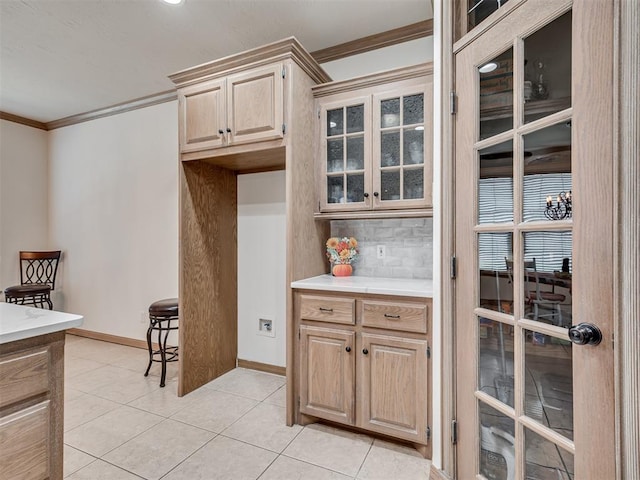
<box><xmin>359</xmin><ymin>333</ymin><xmax>429</xmax><ymax>444</ymax></box>
<box><xmin>0</xmin><ymin>348</ymin><xmax>49</xmax><ymax>409</ymax></box>
<box><xmin>179</xmin><ymin>161</ymin><xmax>237</xmax><ymax>396</ymax></box>
<box><xmin>0</xmin><ymin>402</ymin><xmax>50</xmax><ymax>480</ymax></box>
<box><xmin>228</xmin><ymin>64</ymin><xmax>284</xmax><ymax>145</ymax></box>
<box><xmin>300</xmin><ymin>326</ymin><xmax>355</xmax><ymax>425</ymax></box>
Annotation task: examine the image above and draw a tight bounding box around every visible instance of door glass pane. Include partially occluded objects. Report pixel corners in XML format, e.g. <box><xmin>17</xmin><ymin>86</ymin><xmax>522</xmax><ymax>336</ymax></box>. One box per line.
<box><xmin>327</xmin><ymin>139</ymin><xmax>344</xmax><ymax>173</ymax></box>
<box><xmin>468</xmin><ymin>0</ymin><xmax>511</xmax><ymax>32</ymax></box>
<box><xmin>525</xmin><ymin>428</ymin><xmax>575</xmax><ymax>479</ymax></box>
<box><xmin>327</xmin><ymin>176</ymin><xmax>343</xmax><ymax>204</ymax></box>
<box><xmin>521</xmin><ymin>231</ymin><xmax>572</xmax><ymax>326</ymax></box>
<box><xmin>523</xmin><ymin>123</ymin><xmax>572</xmax><ymax>222</ymax></box>
<box><xmin>403</xmin><ymin>94</ymin><xmax>424</xmax><ymax>125</ymax></box>
<box><xmin>381</xmin><ymin>131</ymin><xmax>400</xmax><ymax>167</ymax></box>
<box><xmin>480</xmin><ymin>48</ymin><xmax>513</xmax><ymax>140</ymax></box>
<box><xmin>479</xmin><ymin>232</ymin><xmax>513</xmax><ymax>313</ymax></box>
<box><xmin>524</xmin><ymin>11</ymin><xmax>572</xmax><ymax>124</ymax></box>
<box><xmin>479</xmin><ymin>317</ymin><xmax>514</xmax><ymax>407</ymax></box>
<box><xmin>346</xmin><ymin>174</ymin><xmax>365</xmax><ymax>203</ymax></box>
<box><xmin>346</xmin><ymin>104</ymin><xmax>365</xmax><ymax>133</ymax></box>
<box><xmin>403</xmin><ymin>169</ymin><xmax>423</xmax><ymax>200</ymax></box>
<box><xmin>381</xmin><ymin>98</ymin><xmax>400</xmax><ymax>128</ymax></box>
<box><xmin>404</xmin><ymin>128</ymin><xmax>424</xmax><ymax>165</ymax></box>
<box><xmin>479</xmin><ymin>140</ymin><xmax>513</xmax><ymax>224</ymax></box>
<box><xmin>479</xmin><ymin>402</ymin><xmax>515</xmax><ymax>480</ymax></box>
<box><xmin>524</xmin><ymin>329</ymin><xmax>573</xmax><ymax>440</ymax></box>
<box><xmin>346</xmin><ymin>136</ymin><xmax>364</xmax><ymax>171</ymax></box>
<box><xmin>380</xmin><ymin>170</ymin><xmax>400</xmax><ymax>200</ymax></box>
<box><xmin>327</xmin><ymin>108</ymin><xmax>343</xmax><ymax>136</ymax></box>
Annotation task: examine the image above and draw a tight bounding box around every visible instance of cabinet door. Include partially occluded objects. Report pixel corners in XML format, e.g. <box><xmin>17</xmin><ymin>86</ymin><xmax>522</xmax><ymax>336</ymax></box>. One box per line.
<box><xmin>318</xmin><ymin>96</ymin><xmax>372</xmax><ymax>212</ymax></box>
<box><xmin>227</xmin><ymin>64</ymin><xmax>284</xmax><ymax>146</ymax></box>
<box><xmin>0</xmin><ymin>401</ymin><xmax>50</xmax><ymax>480</ymax></box>
<box><xmin>178</xmin><ymin>79</ymin><xmax>227</xmax><ymax>153</ymax></box>
<box><xmin>300</xmin><ymin>325</ymin><xmax>355</xmax><ymax>425</ymax></box>
<box><xmin>359</xmin><ymin>333</ymin><xmax>429</xmax><ymax>444</ymax></box>
<box><xmin>373</xmin><ymin>83</ymin><xmax>433</xmax><ymax>209</ymax></box>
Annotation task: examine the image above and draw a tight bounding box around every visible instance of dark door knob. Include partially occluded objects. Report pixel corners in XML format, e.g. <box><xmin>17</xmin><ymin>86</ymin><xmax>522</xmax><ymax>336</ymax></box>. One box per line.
<box><xmin>373</xmin><ymin>192</ymin><xmax>379</xmax><ymax>197</ymax></box>
<box><xmin>345</xmin><ymin>346</ymin><xmax>351</xmax><ymax>352</ymax></box>
<box><xmin>226</xmin><ymin>128</ymin><xmax>232</xmax><ymax>133</ymax></box>
<box><xmin>568</xmin><ymin>323</ymin><xmax>603</xmax><ymax>346</ymax></box>
<box><xmin>362</xmin><ymin>348</ymin><xmax>369</xmax><ymax>355</ymax></box>
<box><xmin>363</xmin><ymin>193</ymin><xmax>369</xmax><ymax>198</ymax></box>
<box><xmin>218</xmin><ymin>129</ymin><xmax>224</xmax><ymax>134</ymax></box>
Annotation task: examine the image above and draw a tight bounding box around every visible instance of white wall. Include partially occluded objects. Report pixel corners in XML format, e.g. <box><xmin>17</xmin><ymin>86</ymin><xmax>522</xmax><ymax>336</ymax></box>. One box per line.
<box><xmin>237</xmin><ymin>171</ymin><xmax>287</xmax><ymax>367</ymax></box>
<box><xmin>47</xmin><ymin>102</ymin><xmax>178</xmax><ymax>340</ymax></box>
<box><xmin>0</xmin><ymin>120</ymin><xmax>49</xmax><ymax>297</ymax></box>
<box><xmin>321</xmin><ymin>37</ymin><xmax>433</xmax><ymax>81</ymax></box>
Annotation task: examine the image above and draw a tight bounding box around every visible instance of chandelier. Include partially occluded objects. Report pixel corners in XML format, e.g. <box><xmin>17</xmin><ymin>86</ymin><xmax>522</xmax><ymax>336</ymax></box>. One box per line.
<box><xmin>545</xmin><ymin>191</ymin><xmax>572</xmax><ymax>220</ymax></box>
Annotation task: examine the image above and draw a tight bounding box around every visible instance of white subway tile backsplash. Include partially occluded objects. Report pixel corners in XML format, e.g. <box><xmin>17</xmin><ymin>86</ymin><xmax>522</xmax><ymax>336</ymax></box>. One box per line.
<box><xmin>331</xmin><ymin>218</ymin><xmax>433</xmax><ymax>279</ymax></box>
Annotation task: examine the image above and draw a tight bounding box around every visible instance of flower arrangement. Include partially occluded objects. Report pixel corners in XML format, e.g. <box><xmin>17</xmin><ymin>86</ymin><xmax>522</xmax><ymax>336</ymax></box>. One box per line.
<box><xmin>326</xmin><ymin>237</ymin><xmax>359</xmax><ymax>276</ymax></box>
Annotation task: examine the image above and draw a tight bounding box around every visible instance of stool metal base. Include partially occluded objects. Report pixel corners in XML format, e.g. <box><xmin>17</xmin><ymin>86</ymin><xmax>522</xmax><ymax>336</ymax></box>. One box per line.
<box><xmin>144</xmin><ymin>314</ymin><xmax>179</xmax><ymax>387</ymax></box>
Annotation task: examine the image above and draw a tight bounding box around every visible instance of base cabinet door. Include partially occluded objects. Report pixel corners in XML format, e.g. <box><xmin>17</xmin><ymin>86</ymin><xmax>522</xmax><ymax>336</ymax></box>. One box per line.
<box><xmin>299</xmin><ymin>325</ymin><xmax>355</xmax><ymax>425</ymax></box>
<box><xmin>358</xmin><ymin>333</ymin><xmax>429</xmax><ymax>443</ymax></box>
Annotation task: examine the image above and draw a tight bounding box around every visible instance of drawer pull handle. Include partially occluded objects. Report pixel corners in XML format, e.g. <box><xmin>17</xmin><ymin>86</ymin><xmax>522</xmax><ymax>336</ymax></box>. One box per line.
<box><xmin>345</xmin><ymin>346</ymin><xmax>351</xmax><ymax>353</ymax></box>
<box><xmin>384</xmin><ymin>314</ymin><xmax>401</xmax><ymax>319</ymax></box>
<box><xmin>319</xmin><ymin>307</ymin><xmax>333</xmax><ymax>313</ymax></box>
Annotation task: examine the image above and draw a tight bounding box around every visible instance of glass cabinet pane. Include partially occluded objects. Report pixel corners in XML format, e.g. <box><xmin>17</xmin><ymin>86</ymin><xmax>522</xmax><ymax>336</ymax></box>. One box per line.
<box><xmin>404</xmin><ymin>129</ymin><xmax>424</xmax><ymax>165</ymax></box>
<box><xmin>327</xmin><ymin>108</ymin><xmax>343</xmax><ymax>136</ymax></box>
<box><xmin>381</xmin><ymin>131</ymin><xmax>400</xmax><ymax>167</ymax></box>
<box><xmin>403</xmin><ymin>169</ymin><xmax>424</xmax><ymax>199</ymax></box>
<box><xmin>327</xmin><ymin>139</ymin><xmax>344</xmax><ymax>173</ymax></box>
<box><xmin>403</xmin><ymin>94</ymin><xmax>424</xmax><ymax>125</ymax></box>
<box><xmin>346</xmin><ymin>174</ymin><xmax>365</xmax><ymax>203</ymax></box>
<box><xmin>380</xmin><ymin>170</ymin><xmax>400</xmax><ymax>200</ymax></box>
<box><xmin>381</xmin><ymin>98</ymin><xmax>400</xmax><ymax>128</ymax></box>
<box><xmin>346</xmin><ymin>105</ymin><xmax>365</xmax><ymax>133</ymax></box>
<box><xmin>327</xmin><ymin>176</ymin><xmax>343</xmax><ymax>204</ymax></box>
<box><xmin>346</xmin><ymin>136</ymin><xmax>364</xmax><ymax>171</ymax></box>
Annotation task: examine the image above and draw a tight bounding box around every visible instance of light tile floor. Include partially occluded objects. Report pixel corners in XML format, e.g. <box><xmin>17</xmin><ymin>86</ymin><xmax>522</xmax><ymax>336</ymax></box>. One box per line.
<box><xmin>63</xmin><ymin>335</ymin><xmax>431</xmax><ymax>479</ymax></box>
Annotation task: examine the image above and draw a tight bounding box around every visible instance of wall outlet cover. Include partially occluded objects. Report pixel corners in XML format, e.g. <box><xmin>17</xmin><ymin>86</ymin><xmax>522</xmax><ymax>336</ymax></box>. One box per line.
<box><xmin>258</xmin><ymin>318</ymin><xmax>275</xmax><ymax>337</ymax></box>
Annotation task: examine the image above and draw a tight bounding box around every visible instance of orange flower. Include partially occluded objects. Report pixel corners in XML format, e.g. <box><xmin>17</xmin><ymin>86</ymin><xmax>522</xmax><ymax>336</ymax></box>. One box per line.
<box><xmin>339</xmin><ymin>249</ymin><xmax>350</xmax><ymax>259</ymax></box>
<box><xmin>326</xmin><ymin>238</ymin><xmax>339</xmax><ymax>249</ymax></box>
<box><xmin>348</xmin><ymin>237</ymin><xmax>358</xmax><ymax>248</ymax></box>
<box><xmin>337</xmin><ymin>241</ymin><xmax>348</xmax><ymax>252</ymax></box>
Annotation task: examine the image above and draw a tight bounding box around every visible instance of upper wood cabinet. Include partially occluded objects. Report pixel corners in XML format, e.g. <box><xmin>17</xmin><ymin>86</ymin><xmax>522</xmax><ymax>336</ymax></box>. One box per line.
<box><xmin>170</xmin><ymin>38</ymin><xmax>330</xmax><ymax>167</ymax></box>
<box><xmin>313</xmin><ymin>64</ymin><xmax>433</xmax><ymax>216</ymax></box>
<box><xmin>178</xmin><ymin>64</ymin><xmax>285</xmax><ymax>154</ymax></box>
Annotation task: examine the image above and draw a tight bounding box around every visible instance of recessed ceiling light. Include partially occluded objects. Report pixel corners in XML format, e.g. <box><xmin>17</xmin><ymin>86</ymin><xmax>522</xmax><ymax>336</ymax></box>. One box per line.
<box><xmin>479</xmin><ymin>62</ymin><xmax>498</xmax><ymax>74</ymax></box>
<box><xmin>162</xmin><ymin>0</ymin><xmax>183</xmax><ymax>4</ymax></box>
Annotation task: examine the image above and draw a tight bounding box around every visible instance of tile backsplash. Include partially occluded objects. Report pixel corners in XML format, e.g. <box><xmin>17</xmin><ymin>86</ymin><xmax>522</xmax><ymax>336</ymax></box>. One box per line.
<box><xmin>331</xmin><ymin>217</ymin><xmax>433</xmax><ymax>279</ymax></box>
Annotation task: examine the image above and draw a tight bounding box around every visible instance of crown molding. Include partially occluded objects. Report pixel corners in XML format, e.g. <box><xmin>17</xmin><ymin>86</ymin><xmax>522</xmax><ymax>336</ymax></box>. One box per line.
<box><xmin>0</xmin><ymin>111</ymin><xmax>47</xmax><ymax>130</ymax></box>
<box><xmin>310</xmin><ymin>19</ymin><xmax>434</xmax><ymax>64</ymax></box>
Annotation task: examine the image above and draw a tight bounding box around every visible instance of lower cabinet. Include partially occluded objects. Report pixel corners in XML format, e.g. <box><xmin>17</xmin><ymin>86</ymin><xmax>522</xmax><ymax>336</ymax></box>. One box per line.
<box><xmin>296</xmin><ymin>291</ymin><xmax>431</xmax><ymax>456</ymax></box>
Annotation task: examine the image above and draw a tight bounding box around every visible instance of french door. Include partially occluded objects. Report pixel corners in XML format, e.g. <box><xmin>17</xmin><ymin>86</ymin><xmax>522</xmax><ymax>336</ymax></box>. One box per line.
<box><xmin>454</xmin><ymin>1</ymin><xmax>615</xmax><ymax>478</ymax></box>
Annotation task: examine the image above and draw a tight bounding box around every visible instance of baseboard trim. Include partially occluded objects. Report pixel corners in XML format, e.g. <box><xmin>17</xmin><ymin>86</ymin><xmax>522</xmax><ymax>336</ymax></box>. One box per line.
<box><xmin>429</xmin><ymin>464</ymin><xmax>453</xmax><ymax>480</ymax></box>
<box><xmin>237</xmin><ymin>358</ymin><xmax>286</xmax><ymax>376</ymax></box>
<box><xmin>67</xmin><ymin>328</ymin><xmax>149</xmax><ymax>350</ymax></box>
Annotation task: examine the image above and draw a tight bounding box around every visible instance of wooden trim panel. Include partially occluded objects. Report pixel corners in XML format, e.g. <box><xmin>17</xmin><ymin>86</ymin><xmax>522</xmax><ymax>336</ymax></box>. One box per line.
<box><xmin>429</xmin><ymin>464</ymin><xmax>454</xmax><ymax>480</ymax></box>
<box><xmin>310</xmin><ymin>20</ymin><xmax>434</xmax><ymax>64</ymax></box>
<box><xmin>236</xmin><ymin>359</ymin><xmax>286</xmax><ymax>376</ymax></box>
<box><xmin>0</xmin><ymin>111</ymin><xmax>47</xmax><ymax>130</ymax></box>
<box><xmin>66</xmin><ymin>329</ymin><xmax>149</xmax><ymax>350</ymax></box>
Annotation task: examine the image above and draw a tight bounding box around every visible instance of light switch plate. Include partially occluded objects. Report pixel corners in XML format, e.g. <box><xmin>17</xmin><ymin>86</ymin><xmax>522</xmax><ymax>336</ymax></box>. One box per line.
<box><xmin>377</xmin><ymin>245</ymin><xmax>386</xmax><ymax>259</ymax></box>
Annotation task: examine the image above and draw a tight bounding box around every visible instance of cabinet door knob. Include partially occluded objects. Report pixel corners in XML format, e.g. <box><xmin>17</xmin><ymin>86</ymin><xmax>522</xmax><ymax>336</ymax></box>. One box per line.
<box><xmin>362</xmin><ymin>348</ymin><xmax>369</xmax><ymax>355</ymax></box>
<box><xmin>345</xmin><ymin>346</ymin><xmax>351</xmax><ymax>353</ymax></box>
<box><xmin>363</xmin><ymin>192</ymin><xmax>369</xmax><ymax>198</ymax></box>
<box><xmin>226</xmin><ymin>128</ymin><xmax>232</xmax><ymax>133</ymax></box>
<box><xmin>373</xmin><ymin>192</ymin><xmax>379</xmax><ymax>197</ymax></box>
<box><xmin>218</xmin><ymin>129</ymin><xmax>224</xmax><ymax>135</ymax></box>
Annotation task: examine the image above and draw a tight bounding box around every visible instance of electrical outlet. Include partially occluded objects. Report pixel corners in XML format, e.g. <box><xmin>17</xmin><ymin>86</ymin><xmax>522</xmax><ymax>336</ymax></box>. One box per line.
<box><xmin>377</xmin><ymin>245</ymin><xmax>386</xmax><ymax>259</ymax></box>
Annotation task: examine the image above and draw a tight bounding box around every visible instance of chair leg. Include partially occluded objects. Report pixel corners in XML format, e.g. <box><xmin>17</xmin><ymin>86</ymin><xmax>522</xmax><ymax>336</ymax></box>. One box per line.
<box><xmin>144</xmin><ymin>323</ymin><xmax>153</xmax><ymax>377</ymax></box>
<box><xmin>158</xmin><ymin>326</ymin><xmax>167</xmax><ymax>388</ymax></box>
<box><xmin>45</xmin><ymin>294</ymin><xmax>53</xmax><ymax>310</ymax></box>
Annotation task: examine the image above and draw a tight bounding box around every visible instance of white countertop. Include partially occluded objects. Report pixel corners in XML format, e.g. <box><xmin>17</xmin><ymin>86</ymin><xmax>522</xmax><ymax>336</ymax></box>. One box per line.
<box><xmin>0</xmin><ymin>303</ymin><xmax>84</xmax><ymax>344</ymax></box>
<box><xmin>291</xmin><ymin>274</ymin><xmax>433</xmax><ymax>298</ymax></box>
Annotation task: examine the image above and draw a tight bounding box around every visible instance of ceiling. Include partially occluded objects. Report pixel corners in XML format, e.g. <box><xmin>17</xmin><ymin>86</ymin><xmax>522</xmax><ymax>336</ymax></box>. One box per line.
<box><xmin>0</xmin><ymin>0</ymin><xmax>432</xmax><ymax>124</ymax></box>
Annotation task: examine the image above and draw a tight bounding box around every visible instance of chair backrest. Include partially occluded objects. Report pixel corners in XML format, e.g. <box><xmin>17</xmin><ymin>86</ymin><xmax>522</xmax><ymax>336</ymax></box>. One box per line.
<box><xmin>19</xmin><ymin>251</ymin><xmax>62</xmax><ymax>290</ymax></box>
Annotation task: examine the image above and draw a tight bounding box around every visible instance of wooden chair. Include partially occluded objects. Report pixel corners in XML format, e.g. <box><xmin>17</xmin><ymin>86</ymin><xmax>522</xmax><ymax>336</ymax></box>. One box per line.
<box><xmin>4</xmin><ymin>251</ymin><xmax>62</xmax><ymax>310</ymax></box>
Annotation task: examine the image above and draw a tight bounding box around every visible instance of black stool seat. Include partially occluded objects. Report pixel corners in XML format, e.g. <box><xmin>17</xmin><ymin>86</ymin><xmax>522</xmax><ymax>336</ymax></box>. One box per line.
<box><xmin>5</xmin><ymin>283</ymin><xmax>52</xmax><ymax>296</ymax></box>
<box><xmin>144</xmin><ymin>298</ymin><xmax>179</xmax><ymax>387</ymax></box>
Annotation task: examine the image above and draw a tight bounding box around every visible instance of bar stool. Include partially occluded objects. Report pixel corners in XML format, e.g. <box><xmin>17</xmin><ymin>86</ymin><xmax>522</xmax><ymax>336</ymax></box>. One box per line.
<box><xmin>144</xmin><ymin>298</ymin><xmax>179</xmax><ymax>387</ymax></box>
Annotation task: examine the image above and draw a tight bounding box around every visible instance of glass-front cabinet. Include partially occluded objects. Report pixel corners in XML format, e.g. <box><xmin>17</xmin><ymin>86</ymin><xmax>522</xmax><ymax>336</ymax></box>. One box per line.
<box><xmin>314</xmin><ymin>65</ymin><xmax>433</xmax><ymax>214</ymax></box>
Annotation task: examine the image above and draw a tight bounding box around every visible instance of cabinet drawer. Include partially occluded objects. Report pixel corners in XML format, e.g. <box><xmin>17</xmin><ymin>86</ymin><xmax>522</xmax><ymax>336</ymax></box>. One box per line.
<box><xmin>300</xmin><ymin>295</ymin><xmax>355</xmax><ymax>325</ymax></box>
<box><xmin>361</xmin><ymin>300</ymin><xmax>428</xmax><ymax>333</ymax></box>
<box><xmin>0</xmin><ymin>401</ymin><xmax>50</xmax><ymax>480</ymax></box>
<box><xmin>0</xmin><ymin>348</ymin><xmax>49</xmax><ymax>409</ymax></box>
